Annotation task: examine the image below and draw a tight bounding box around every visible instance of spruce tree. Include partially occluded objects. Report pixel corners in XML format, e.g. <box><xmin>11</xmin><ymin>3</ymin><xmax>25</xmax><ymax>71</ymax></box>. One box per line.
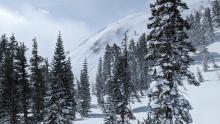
<box><xmin>194</xmin><ymin>11</ymin><xmax>207</xmax><ymax>48</ymax></box>
<box><xmin>146</xmin><ymin>0</ymin><xmax>199</xmax><ymax>123</ymax></box>
<box><xmin>30</xmin><ymin>38</ymin><xmax>45</xmax><ymax>122</ymax></box>
<box><xmin>103</xmin><ymin>44</ymin><xmax>112</xmax><ymax>87</ymax></box>
<box><xmin>201</xmin><ymin>47</ymin><xmax>209</xmax><ymax>72</ymax></box>
<box><xmin>103</xmin><ymin>94</ymin><xmax>117</xmax><ymax>124</ymax></box>
<box><xmin>96</xmin><ymin>57</ymin><xmax>105</xmax><ymax>106</ymax></box>
<box><xmin>78</xmin><ymin>58</ymin><xmax>91</xmax><ymax>117</ymax></box>
<box><xmin>212</xmin><ymin>0</ymin><xmax>220</xmax><ymax>27</ymax></box>
<box><xmin>16</xmin><ymin>42</ymin><xmax>31</xmax><ymax>123</ymax></box>
<box><xmin>128</xmin><ymin>39</ymin><xmax>139</xmax><ymax>98</ymax></box>
<box><xmin>0</xmin><ymin>34</ymin><xmax>8</xmax><ymax>62</ymax></box>
<box><xmin>110</xmin><ymin>33</ymin><xmax>136</xmax><ymax>124</ymax></box>
<box><xmin>187</xmin><ymin>14</ymin><xmax>198</xmax><ymax>47</ymax></box>
<box><xmin>1</xmin><ymin>34</ymin><xmax>20</xmax><ymax>123</ymax></box>
<box><xmin>112</xmin><ymin>55</ymin><xmax>134</xmax><ymax>124</ymax></box>
<box><xmin>111</xmin><ymin>43</ymin><xmax>121</xmax><ymax>82</ymax></box>
<box><xmin>62</xmin><ymin>57</ymin><xmax>76</xmax><ymax>120</ymax></box>
<box><xmin>45</xmin><ymin>32</ymin><xmax>75</xmax><ymax>124</ymax></box>
<box><xmin>42</xmin><ymin>58</ymin><xmax>52</xmax><ymax>123</ymax></box>
<box><xmin>197</xmin><ymin>67</ymin><xmax>204</xmax><ymax>82</ymax></box>
<box><xmin>0</xmin><ymin>34</ymin><xmax>8</xmax><ymax>121</ymax></box>
<box><xmin>136</xmin><ymin>33</ymin><xmax>151</xmax><ymax>95</ymax></box>
<box><xmin>203</xmin><ymin>7</ymin><xmax>215</xmax><ymax>43</ymax></box>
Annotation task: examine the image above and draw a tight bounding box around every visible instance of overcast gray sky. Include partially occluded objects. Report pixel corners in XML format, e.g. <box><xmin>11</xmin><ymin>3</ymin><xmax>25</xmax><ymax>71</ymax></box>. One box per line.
<box><xmin>0</xmin><ymin>0</ymin><xmax>146</xmax><ymax>58</ymax></box>
<box><xmin>0</xmin><ymin>0</ymin><xmax>146</xmax><ymax>30</ymax></box>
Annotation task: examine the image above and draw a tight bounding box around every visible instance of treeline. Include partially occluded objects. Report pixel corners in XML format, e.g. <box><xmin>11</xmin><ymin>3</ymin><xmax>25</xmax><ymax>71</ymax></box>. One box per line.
<box><xmin>0</xmin><ymin>32</ymin><xmax>91</xmax><ymax>124</ymax></box>
<box><xmin>187</xmin><ymin>0</ymin><xmax>220</xmax><ymax>73</ymax></box>
<box><xmin>94</xmin><ymin>33</ymin><xmax>153</xmax><ymax>123</ymax></box>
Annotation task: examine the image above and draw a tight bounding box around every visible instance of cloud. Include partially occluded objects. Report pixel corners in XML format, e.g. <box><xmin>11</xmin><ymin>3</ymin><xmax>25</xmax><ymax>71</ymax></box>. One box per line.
<box><xmin>0</xmin><ymin>5</ymin><xmax>92</xmax><ymax>59</ymax></box>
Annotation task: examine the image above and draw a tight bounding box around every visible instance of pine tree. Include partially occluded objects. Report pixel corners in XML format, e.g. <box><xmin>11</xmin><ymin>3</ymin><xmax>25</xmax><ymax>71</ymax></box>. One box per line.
<box><xmin>212</xmin><ymin>0</ymin><xmax>220</xmax><ymax>27</ymax></box>
<box><xmin>103</xmin><ymin>94</ymin><xmax>117</xmax><ymax>124</ymax></box>
<box><xmin>78</xmin><ymin>58</ymin><xmax>91</xmax><ymax>117</ymax></box>
<box><xmin>203</xmin><ymin>7</ymin><xmax>215</xmax><ymax>43</ymax></box>
<box><xmin>103</xmin><ymin>44</ymin><xmax>112</xmax><ymax>88</ymax></box>
<box><xmin>201</xmin><ymin>47</ymin><xmax>209</xmax><ymax>72</ymax></box>
<box><xmin>146</xmin><ymin>0</ymin><xmax>199</xmax><ymax>123</ymax></box>
<box><xmin>109</xmin><ymin>33</ymin><xmax>137</xmax><ymax>124</ymax></box>
<box><xmin>128</xmin><ymin>39</ymin><xmax>139</xmax><ymax>98</ymax></box>
<box><xmin>136</xmin><ymin>33</ymin><xmax>151</xmax><ymax>95</ymax></box>
<box><xmin>121</xmin><ymin>33</ymin><xmax>138</xmax><ymax>104</ymax></box>
<box><xmin>112</xmin><ymin>56</ymin><xmax>134</xmax><ymax>124</ymax></box>
<box><xmin>62</xmin><ymin>57</ymin><xmax>76</xmax><ymax>120</ymax></box>
<box><xmin>96</xmin><ymin>57</ymin><xmax>105</xmax><ymax>106</ymax></box>
<box><xmin>16</xmin><ymin>42</ymin><xmax>31</xmax><ymax>123</ymax></box>
<box><xmin>197</xmin><ymin>67</ymin><xmax>204</xmax><ymax>82</ymax></box>
<box><xmin>30</xmin><ymin>38</ymin><xmax>45</xmax><ymax>122</ymax></box>
<box><xmin>42</xmin><ymin>58</ymin><xmax>52</xmax><ymax>123</ymax></box>
<box><xmin>45</xmin><ymin>32</ymin><xmax>75</xmax><ymax>124</ymax></box>
<box><xmin>194</xmin><ymin>11</ymin><xmax>207</xmax><ymax>48</ymax></box>
<box><xmin>0</xmin><ymin>34</ymin><xmax>8</xmax><ymax>121</ymax></box>
<box><xmin>110</xmin><ymin>43</ymin><xmax>121</xmax><ymax>83</ymax></box>
<box><xmin>0</xmin><ymin>34</ymin><xmax>8</xmax><ymax>62</ymax></box>
<box><xmin>1</xmin><ymin>34</ymin><xmax>20</xmax><ymax>123</ymax></box>
<box><xmin>76</xmin><ymin>78</ymin><xmax>81</xmax><ymax>100</ymax></box>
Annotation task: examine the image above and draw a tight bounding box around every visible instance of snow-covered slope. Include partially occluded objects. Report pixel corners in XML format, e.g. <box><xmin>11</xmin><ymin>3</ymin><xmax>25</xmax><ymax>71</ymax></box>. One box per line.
<box><xmin>69</xmin><ymin>12</ymin><xmax>147</xmax><ymax>80</ymax></box>
<box><xmin>74</xmin><ymin>65</ymin><xmax>220</xmax><ymax>124</ymax></box>
<box><xmin>69</xmin><ymin>0</ymin><xmax>209</xmax><ymax>81</ymax></box>
<box><xmin>73</xmin><ymin>42</ymin><xmax>220</xmax><ymax>124</ymax></box>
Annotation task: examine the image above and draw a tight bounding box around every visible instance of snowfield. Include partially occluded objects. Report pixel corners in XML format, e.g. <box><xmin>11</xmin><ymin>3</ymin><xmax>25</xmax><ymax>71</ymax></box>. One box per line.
<box><xmin>73</xmin><ymin>63</ymin><xmax>220</xmax><ymax>124</ymax></box>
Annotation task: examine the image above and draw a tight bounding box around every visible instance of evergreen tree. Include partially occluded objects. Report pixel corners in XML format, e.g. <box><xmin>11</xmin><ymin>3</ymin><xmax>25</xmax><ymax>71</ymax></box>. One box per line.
<box><xmin>0</xmin><ymin>34</ymin><xmax>8</xmax><ymax>62</ymax></box>
<box><xmin>103</xmin><ymin>44</ymin><xmax>112</xmax><ymax>89</ymax></box>
<box><xmin>0</xmin><ymin>34</ymin><xmax>8</xmax><ymax>121</ymax></box>
<box><xmin>112</xmin><ymin>56</ymin><xmax>134</xmax><ymax>124</ymax></box>
<box><xmin>30</xmin><ymin>38</ymin><xmax>45</xmax><ymax>122</ymax></box>
<box><xmin>197</xmin><ymin>67</ymin><xmax>204</xmax><ymax>82</ymax></box>
<box><xmin>78</xmin><ymin>58</ymin><xmax>91</xmax><ymax>117</ymax></box>
<box><xmin>128</xmin><ymin>39</ymin><xmax>139</xmax><ymax>98</ymax></box>
<box><xmin>16</xmin><ymin>42</ymin><xmax>31</xmax><ymax>123</ymax></box>
<box><xmin>42</xmin><ymin>58</ymin><xmax>52</xmax><ymax>123</ymax></box>
<box><xmin>110</xmin><ymin>43</ymin><xmax>121</xmax><ymax>83</ymax></box>
<box><xmin>76</xmin><ymin>78</ymin><xmax>81</xmax><ymax>100</ymax></box>
<box><xmin>187</xmin><ymin>14</ymin><xmax>196</xmax><ymax>45</ymax></box>
<box><xmin>1</xmin><ymin>34</ymin><xmax>20</xmax><ymax>123</ymax></box>
<box><xmin>109</xmin><ymin>33</ymin><xmax>136</xmax><ymax>124</ymax></box>
<box><xmin>146</xmin><ymin>0</ymin><xmax>199</xmax><ymax>123</ymax></box>
<box><xmin>96</xmin><ymin>57</ymin><xmax>105</xmax><ymax>106</ymax></box>
<box><xmin>136</xmin><ymin>33</ymin><xmax>151</xmax><ymax>95</ymax></box>
<box><xmin>103</xmin><ymin>94</ymin><xmax>117</xmax><ymax>124</ymax></box>
<box><xmin>201</xmin><ymin>47</ymin><xmax>209</xmax><ymax>72</ymax></box>
<box><xmin>121</xmin><ymin>33</ymin><xmax>138</xmax><ymax>104</ymax></box>
<box><xmin>194</xmin><ymin>11</ymin><xmax>207</xmax><ymax>48</ymax></box>
<box><xmin>212</xmin><ymin>0</ymin><xmax>220</xmax><ymax>27</ymax></box>
<box><xmin>203</xmin><ymin>7</ymin><xmax>215</xmax><ymax>43</ymax></box>
<box><xmin>45</xmin><ymin>32</ymin><xmax>75</xmax><ymax>124</ymax></box>
<box><xmin>62</xmin><ymin>57</ymin><xmax>77</xmax><ymax>120</ymax></box>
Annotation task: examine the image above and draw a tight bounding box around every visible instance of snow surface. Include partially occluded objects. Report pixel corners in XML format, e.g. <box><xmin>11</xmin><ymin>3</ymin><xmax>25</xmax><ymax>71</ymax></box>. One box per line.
<box><xmin>73</xmin><ymin>61</ymin><xmax>220</xmax><ymax>124</ymax></box>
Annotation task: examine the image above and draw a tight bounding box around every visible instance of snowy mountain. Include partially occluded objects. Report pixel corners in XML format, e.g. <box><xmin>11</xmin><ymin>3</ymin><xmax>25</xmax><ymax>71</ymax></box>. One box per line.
<box><xmin>69</xmin><ymin>12</ymin><xmax>147</xmax><ymax>80</ymax></box>
<box><xmin>69</xmin><ymin>0</ymin><xmax>210</xmax><ymax>81</ymax></box>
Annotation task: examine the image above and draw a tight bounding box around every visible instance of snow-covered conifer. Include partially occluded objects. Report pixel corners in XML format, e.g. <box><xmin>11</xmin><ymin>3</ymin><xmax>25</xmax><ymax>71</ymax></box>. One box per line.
<box><xmin>146</xmin><ymin>0</ymin><xmax>199</xmax><ymax>123</ymax></box>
